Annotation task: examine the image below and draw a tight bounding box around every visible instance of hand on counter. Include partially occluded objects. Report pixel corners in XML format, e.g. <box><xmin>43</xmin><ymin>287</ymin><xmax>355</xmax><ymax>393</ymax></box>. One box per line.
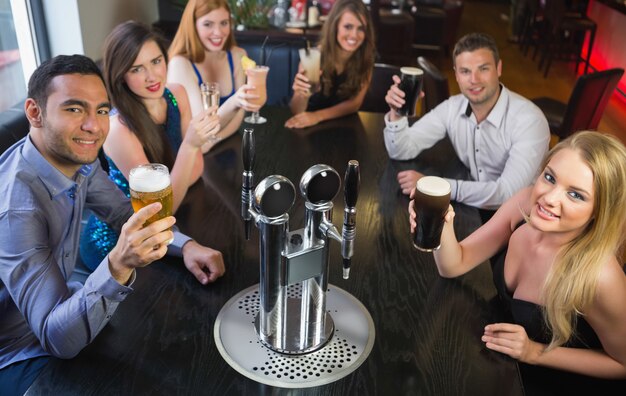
<box><xmin>182</xmin><ymin>240</ymin><xmax>225</xmax><ymax>285</ymax></box>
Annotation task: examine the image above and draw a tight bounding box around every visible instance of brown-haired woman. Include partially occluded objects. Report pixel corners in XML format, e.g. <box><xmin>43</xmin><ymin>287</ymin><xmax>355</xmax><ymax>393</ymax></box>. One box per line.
<box><xmin>285</xmin><ymin>0</ymin><xmax>376</xmax><ymax>129</ymax></box>
<box><xmin>79</xmin><ymin>21</ymin><xmax>220</xmax><ymax>271</ymax></box>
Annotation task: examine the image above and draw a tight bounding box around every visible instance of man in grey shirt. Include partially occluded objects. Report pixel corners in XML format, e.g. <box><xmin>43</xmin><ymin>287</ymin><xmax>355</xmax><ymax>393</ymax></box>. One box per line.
<box><xmin>384</xmin><ymin>33</ymin><xmax>549</xmax><ymax>210</ymax></box>
<box><xmin>0</xmin><ymin>55</ymin><xmax>225</xmax><ymax>395</ymax></box>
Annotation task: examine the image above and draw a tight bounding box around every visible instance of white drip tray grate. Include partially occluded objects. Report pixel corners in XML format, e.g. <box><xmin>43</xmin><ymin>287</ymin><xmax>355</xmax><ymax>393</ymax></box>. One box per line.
<box><xmin>214</xmin><ymin>284</ymin><xmax>375</xmax><ymax>388</ymax></box>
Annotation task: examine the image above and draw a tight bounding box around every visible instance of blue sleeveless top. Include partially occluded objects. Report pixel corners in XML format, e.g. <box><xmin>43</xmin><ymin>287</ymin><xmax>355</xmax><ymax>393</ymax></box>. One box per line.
<box><xmin>79</xmin><ymin>88</ymin><xmax>182</xmax><ymax>271</ymax></box>
<box><xmin>191</xmin><ymin>51</ymin><xmax>236</xmax><ymax>105</ymax></box>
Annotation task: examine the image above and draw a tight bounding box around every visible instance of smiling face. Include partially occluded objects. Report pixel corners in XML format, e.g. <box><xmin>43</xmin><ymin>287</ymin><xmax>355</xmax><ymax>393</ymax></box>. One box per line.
<box><xmin>195</xmin><ymin>7</ymin><xmax>231</xmax><ymax>52</ymax></box>
<box><xmin>32</xmin><ymin>74</ymin><xmax>110</xmax><ymax>177</ymax></box>
<box><xmin>454</xmin><ymin>48</ymin><xmax>502</xmax><ymax>108</ymax></box>
<box><xmin>336</xmin><ymin>11</ymin><xmax>365</xmax><ymax>54</ymax></box>
<box><xmin>123</xmin><ymin>40</ymin><xmax>167</xmax><ymax>100</ymax></box>
<box><xmin>528</xmin><ymin>148</ymin><xmax>595</xmax><ymax>240</ymax></box>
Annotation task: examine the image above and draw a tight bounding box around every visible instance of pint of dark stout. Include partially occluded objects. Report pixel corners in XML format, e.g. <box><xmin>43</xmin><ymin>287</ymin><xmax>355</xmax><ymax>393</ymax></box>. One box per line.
<box><xmin>397</xmin><ymin>67</ymin><xmax>424</xmax><ymax>117</ymax></box>
<box><xmin>129</xmin><ymin>164</ymin><xmax>174</xmax><ymax>243</ymax></box>
<box><xmin>412</xmin><ymin>176</ymin><xmax>451</xmax><ymax>252</ymax></box>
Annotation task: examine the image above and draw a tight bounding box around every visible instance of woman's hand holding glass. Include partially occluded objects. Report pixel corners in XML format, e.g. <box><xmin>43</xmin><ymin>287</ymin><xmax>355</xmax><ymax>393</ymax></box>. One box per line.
<box><xmin>292</xmin><ymin>64</ymin><xmax>314</xmax><ymax>97</ymax></box>
<box><xmin>408</xmin><ymin>189</ymin><xmax>455</xmax><ymax>235</ymax></box>
<box><xmin>232</xmin><ymin>83</ymin><xmax>262</xmax><ymax>112</ymax></box>
<box><xmin>185</xmin><ymin>107</ymin><xmax>220</xmax><ymax>149</ymax></box>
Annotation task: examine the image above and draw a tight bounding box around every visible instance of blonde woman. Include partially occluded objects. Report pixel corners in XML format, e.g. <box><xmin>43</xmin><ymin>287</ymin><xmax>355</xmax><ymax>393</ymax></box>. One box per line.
<box><xmin>410</xmin><ymin>132</ymin><xmax>626</xmax><ymax>388</ymax></box>
<box><xmin>168</xmin><ymin>0</ymin><xmax>260</xmax><ymax>152</ymax></box>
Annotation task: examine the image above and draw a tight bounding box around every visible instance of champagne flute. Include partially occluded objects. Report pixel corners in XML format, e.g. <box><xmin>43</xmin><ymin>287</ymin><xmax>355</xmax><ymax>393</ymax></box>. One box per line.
<box><xmin>244</xmin><ymin>65</ymin><xmax>269</xmax><ymax>124</ymax></box>
<box><xmin>200</xmin><ymin>82</ymin><xmax>221</xmax><ymax>141</ymax></box>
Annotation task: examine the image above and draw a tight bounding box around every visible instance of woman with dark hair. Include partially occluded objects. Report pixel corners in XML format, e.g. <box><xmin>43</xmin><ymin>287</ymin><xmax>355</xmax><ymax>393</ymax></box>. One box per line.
<box><xmin>79</xmin><ymin>21</ymin><xmax>219</xmax><ymax>270</ymax></box>
<box><xmin>285</xmin><ymin>0</ymin><xmax>376</xmax><ymax>129</ymax></box>
<box><xmin>168</xmin><ymin>0</ymin><xmax>260</xmax><ymax>152</ymax></box>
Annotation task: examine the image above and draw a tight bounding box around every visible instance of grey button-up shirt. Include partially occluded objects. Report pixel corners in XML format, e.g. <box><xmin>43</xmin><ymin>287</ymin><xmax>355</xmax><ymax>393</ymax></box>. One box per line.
<box><xmin>384</xmin><ymin>85</ymin><xmax>550</xmax><ymax>209</ymax></box>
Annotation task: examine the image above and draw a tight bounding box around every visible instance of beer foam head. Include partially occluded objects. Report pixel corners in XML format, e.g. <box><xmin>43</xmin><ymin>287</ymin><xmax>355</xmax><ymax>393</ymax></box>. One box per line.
<box><xmin>400</xmin><ymin>67</ymin><xmax>423</xmax><ymax>76</ymax></box>
<box><xmin>417</xmin><ymin>176</ymin><xmax>451</xmax><ymax>196</ymax></box>
<box><xmin>129</xmin><ymin>165</ymin><xmax>170</xmax><ymax>192</ymax></box>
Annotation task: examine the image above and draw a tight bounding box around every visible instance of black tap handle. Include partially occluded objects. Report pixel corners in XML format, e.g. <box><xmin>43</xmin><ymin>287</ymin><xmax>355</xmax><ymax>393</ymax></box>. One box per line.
<box><xmin>344</xmin><ymin>160</ymin><xmax>360</xmax><ymax>208</ymax></box>
<box><xmin>242</xmin><ymin>128</ymin><xmax>255</xmax><ymax>172</ymax></box>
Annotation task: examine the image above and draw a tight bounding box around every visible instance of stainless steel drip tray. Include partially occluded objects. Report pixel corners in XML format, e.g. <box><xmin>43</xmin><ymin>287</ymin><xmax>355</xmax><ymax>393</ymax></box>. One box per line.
<box><xmin>213</xmin><ymin>284</ymin><xmax>375</xmax><ymax>388</ymax></box>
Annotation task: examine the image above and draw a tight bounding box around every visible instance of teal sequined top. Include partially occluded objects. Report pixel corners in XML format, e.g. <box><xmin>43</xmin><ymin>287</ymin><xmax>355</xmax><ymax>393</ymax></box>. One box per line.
<box><xmin>79</xmin><ymin>88</ymin><xmax>182</xmax><ymax>271</ymax></box>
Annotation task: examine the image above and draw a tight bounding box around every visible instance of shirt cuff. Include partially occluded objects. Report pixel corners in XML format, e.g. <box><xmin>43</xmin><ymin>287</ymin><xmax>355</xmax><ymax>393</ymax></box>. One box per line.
<box><xmin>167</xmin><ymin>230</ymin><xmax>192</xmax><ymax>257</ymax></box>
<box><xmin>384</xmin><ymin>112</ymin><xmax>408</xmax><ymax>132</ymax></box>
<box><xmin>445</xmin><ymin>178</ymin><xmax>458</xmax><ymax>201</ymax></box>
<box><xmin>87</xmin><ymin>255</ymin><xmax>135</xmax><ymax>302</ymax></box>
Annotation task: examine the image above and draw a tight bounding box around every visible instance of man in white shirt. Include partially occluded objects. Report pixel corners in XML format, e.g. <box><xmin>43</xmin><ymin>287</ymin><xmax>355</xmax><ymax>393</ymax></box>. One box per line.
<box><xmin>384</xmin><ymin>33</ymin><xmax>549</xmax><ymax>211</ymax></box>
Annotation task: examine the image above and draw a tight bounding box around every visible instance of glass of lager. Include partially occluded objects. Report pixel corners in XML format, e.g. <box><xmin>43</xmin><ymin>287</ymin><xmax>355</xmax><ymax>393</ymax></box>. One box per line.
<box><xmin>129</xmin><ymin>163</ymin><xmax>174</xmax><ymax>244</ymax></box>
<box><xmin>397</xmin><ymin>67</ymin><xmax>424</xmax><ymax>117</ymax></box>
<box><xmin>412</xmin><ymin>176</ymin><xmax>451</xmax><ymax>252</ymax></box>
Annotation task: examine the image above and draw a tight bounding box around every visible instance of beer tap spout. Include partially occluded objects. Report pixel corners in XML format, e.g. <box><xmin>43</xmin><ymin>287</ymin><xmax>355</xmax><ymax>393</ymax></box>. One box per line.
<box><xmin>319</xmin><ymin>220</ymin><xmax>341</xmax><ymax>243</ymax></box>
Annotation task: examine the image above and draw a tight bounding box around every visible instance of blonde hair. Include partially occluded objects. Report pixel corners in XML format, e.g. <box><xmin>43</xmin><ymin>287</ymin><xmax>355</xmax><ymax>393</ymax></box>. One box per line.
<box><xmin>168</xmin><ymin>0</ymin><xmax>236</xmax><ymax>63</ymax></box>
<box><xmin>540</xmin><ymin>131</ymin><xmax>626</xmax><ymax>349</ymax></box>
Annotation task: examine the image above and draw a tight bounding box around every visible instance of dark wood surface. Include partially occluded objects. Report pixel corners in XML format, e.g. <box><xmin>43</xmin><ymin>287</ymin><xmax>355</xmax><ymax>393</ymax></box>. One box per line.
<box><xmin>26</xmin><ymin>107</ymin><xmax>523</xmax><ymax>395</ymax></box>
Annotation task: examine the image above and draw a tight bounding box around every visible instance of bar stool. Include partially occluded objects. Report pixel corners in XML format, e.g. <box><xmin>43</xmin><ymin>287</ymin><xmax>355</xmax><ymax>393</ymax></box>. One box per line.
<box><xmin>518</xmin><ymin>0</ymin><xmax>542</xmax><ymax>57</ymax></box>
<box><xmin>532</xmin><ymin>68</ymin><xmax>624</xmax><ymax>142</ymax></box>
<box><xmin>538</xmin><ymin>0</ymin><xmax>596</xmax><ymax>78</ymax></box>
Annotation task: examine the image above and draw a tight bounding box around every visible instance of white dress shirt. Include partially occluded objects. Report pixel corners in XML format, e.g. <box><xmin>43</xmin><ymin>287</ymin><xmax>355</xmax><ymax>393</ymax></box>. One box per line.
<box><xmin>384</xmin><ymin>85</ymin><xmax>550</xmax><ymax>209</ymax></box>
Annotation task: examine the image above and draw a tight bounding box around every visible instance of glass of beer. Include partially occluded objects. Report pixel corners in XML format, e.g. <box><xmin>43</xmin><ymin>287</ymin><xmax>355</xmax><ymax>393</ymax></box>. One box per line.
<box><xmin>129</xmin><ymin>163</ymin><xmax>174</xmax><ymax>244</ymax></box>
<box><xmin>397</xmin><ymin>67</ymin><xmax>424</xmax><ymax>117</ymax></box>
<box><xmin>200</xmin><ymin>82</ymin><xmax>220</xmax><ymax>141</ymax></box>
<box><xmin>412</xmin><ymin>176</ymin><xmax>451</xmax><ymax>252</ymax></box>
<box><xmin>244</xmin><ymin>65</ymin><xmax>269</xmax><ymax>124</ymax></box>
<box><xmin>298</xmin><ymin>47</ymin><xmax>321</xmax><ymax>88</ymax></box>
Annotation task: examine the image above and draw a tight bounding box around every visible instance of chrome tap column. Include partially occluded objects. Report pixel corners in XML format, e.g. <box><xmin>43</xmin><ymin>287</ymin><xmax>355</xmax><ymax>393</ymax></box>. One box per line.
<box><xmin>295</xmin><ymin>165</ymin><xmax>342</xmax><ymax>353</ymax></box>
<box><xmin>249</xmin><ymin>175</ymin><xmax>296</xmax><ymax>352</ymax></box>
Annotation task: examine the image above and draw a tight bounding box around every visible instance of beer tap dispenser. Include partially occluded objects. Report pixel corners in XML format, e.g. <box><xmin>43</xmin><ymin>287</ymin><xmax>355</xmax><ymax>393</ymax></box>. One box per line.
<box><xmin>241</xmin><ymin>134</ymin><xmax>360</xmax><ymax>354</ymax></box>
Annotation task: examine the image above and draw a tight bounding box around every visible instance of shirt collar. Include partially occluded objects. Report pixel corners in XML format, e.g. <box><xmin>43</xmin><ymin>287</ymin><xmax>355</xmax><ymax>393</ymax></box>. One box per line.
<box><xmin>22</xmin><ymin>135</ymin><xmax>93</xmax><ymax>199</ymax></box>
<box><xmin>485</xmin><ymin>84</ymin><xmax>509</xmax><ymax>129</ymax></box>
<box><xmin>459</xmin><ymin>84</ymin><xmax>510</xmax><ymax>129</ymax></box>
